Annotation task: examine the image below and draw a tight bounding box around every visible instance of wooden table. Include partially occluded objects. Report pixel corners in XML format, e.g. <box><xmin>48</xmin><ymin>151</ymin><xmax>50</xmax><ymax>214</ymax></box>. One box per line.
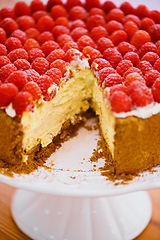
<box><xmin>0</xmin><ymin>182</ymin><xmax>160</xmax><ymax>240</ymax></box>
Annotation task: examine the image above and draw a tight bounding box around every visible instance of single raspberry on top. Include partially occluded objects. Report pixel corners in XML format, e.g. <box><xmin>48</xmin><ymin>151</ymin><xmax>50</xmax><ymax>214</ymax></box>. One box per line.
<box><xmin>40</xmin><ymin>40</ymin><xmax>59</xmax><ymax>56</ymax></box>
<box><xmin>148</xmin><ymin>24</ymin><xmax>160</xmax><ymax>43</ymax></box>
<box><xmin>103</xmin><ymin>48</ymin><xmax>122</xmax><ymax>68</ymax></box>
<box><xmin>138</xmin><ymin>42</ymin><xmax>157</xmax><ymax>59</ymax></box>
<box><xmin>51</xmin><ymin>5</ymin><xmax>68</xmax><ymax>19</ymax></box>
<box><xmin>52</xmin><ymin>25</ymin><xmax>70</xmax><ymax>39</ymax></box>
<box><xmin>14</xmin><ymin>1</ymin><xmax>31</xmax><ymax>17</ymax></box>
<box><xmin>117</xmin><ymin>41</ymin><xmax>136</xmax><ymax>56</ymax></box>
<box><xmin>25</xmin><ymin>27</ymin><xmax>40</xmax><ymax>40</ymax></box>
<box><xmin>0</xmin><ymin>64</ymin><xmax>17</xmax><ymax>82</ymax></box>
<box><xmin>70</xmin><ymin>27</ymin><xmax>88</xmax><ymax>41</ymax></box>
<box><xmin>123</xmin><ymin>52</ymin><xmax>140</xmax><ymax>66</ymax></box>
<box><xmin>65</xmin><ymin>48</ymin><xmax>84</xmax><ymax>62</ymax></box>
<box><xmin>8</xmin><ymin>48</ymin><xmax>28</xmax><ymax>63</ymax></box>
<box><xmin>14</xmin><ymin>59</ymin><xmax>31</xmax><ymax>71</ymax></box>
<box><xmin>141</xmin><ymin>52</ymin><xmax>159</xmax><ymax>66</ymax></box>
<box><xmin>31</xmin><ymin>57</ymin><xmax>49</xmax><ymax>75</ymax></box>
<box><xmin>0</xmin><ymin>83</ymin><xmax>18</xmax><ymax>107</ymax></box>
<box><xmin>37</xmin><ymin>74</ymin><xmax>56</xmax><ymax>101</ymax></box>
<box><xmin>24</xmin><ymin>38</ymin><xmax>40</xmax><ymax>52</ymax></box>
<box><xmin>109</xmin><ymin>30</ymin><xmax>128</xmax><ymax>46</ymax></box>
<box><xmin>37</xmin><ymin>31</ymin><xmax>54</xmax><ymax>45</ymax></box>
<box><xmin>102</xmin><ymin>1</ymin><xmax>116</xmax><ymax>13</ymax></box>
<box><xmin>50</xmin><ymin>59</ymin><xmax>69</xmax><ymax>77</ymax></box>
<box><xmin>137</xmin><ymin>60</ymin><xmax>152</xmax><ymax>74</ymax></box>
<box><xmin>86</xmin><ymin>14</ymin><xmax>106</xmax><ymax>31</ymax></box>
<box><xmin>116</xmin><ymin>60</ymin><xmax>133</xmax><ymax>76</ymax></box>
<box><xmin>131</xmin><ymin>30</ymin><xmax>151</xmax><ymax>50</ymax></box>
<box><xmin>45</xmin><ymin>67</ymin><xmax>62</xmax><ymax>86</ymax></box>
<box><xmin>30</xmin><ymin>0</ymin><xmax>45</xmax><ymax>13</ymax></box>
<box><xmin>120</xmin><ymin>1</ymin><xmax>135</xmax><ymax>15</ymax></box>
<box><xmin>123</xmin><ymin>67</ymin><xmax>143</xmax><ymax>79</ymax></box>
<box><xmin>123</xmin><ymin>20</ymin><xmax>139</xmax><ymax>40</ymax></box>
<box><xmin>0</xmin><ymin>56</ymin><xmax>11</xmax><ymax>68</ymax></box>
<box><xmin>22</xmin><ymin>81</ymin><xmax>42</xmax><ymax>101</ymax></box>
<box><xmin>109</xmin><ymin>90</ymin><xmax>132</xmax><ymax>113</ymax></box>
<box><xmin>144</xmin><ymin>69</ymin><xmax>160</xmax><ymax>87</ymax></box>
<box><xmin>89</xmin><ymin>8</ymin><xmax>105</xmax><ymax>17</ymax></box>
<box><xmin>102</xmin><ymin>73</ymin><xmax>123</xmax><ymax>88</ymax></box>
<box><xmin>36</xmin><ymin>15</ymin><xmax>54</xmax><ymax>32</ymax></box>
<box><xmin>97</xmin><ymin>37</ymin><xmax>114</xmax><ymax>54</ymax></box>
<box><xmin>28</xmin><ymin>48</ymin><xmax>45</xmax><ymax>63</ymax></box>
<box><xmin>105</xmin><ymin>20</ymin><xmax>123</xmax><ymax>35</ymax></box>
<box><xmin>135</xmin><ymin>4</ymin><xmax>150</xmax><ymax>19</ymax></box>
<box><xmin>98</xmin><ymin>67</ymin><xmax>116</xmax><ymax>86</ymax></box>
<box><xmin>56</xmin><ymin>34</ymin><xmax>73</xmax><ymax>48</ymax></box>
<box><xmin>69</xmin><ymin>6</ymin><xmax>88</xmax><ymax>21</ymax></box>
<box><xmin>1</xmin><ymin>18</ymin><xmax>18</xmax><ymax>36</ymax></box>
<box><xmin>106</xmin><ymin>8</ymin><xmax>125</xmax><ymax>22</ymax></box>
<box><xmin>55</xmin><ymin>17</ymin><xmax>69</xmax><ymax>28</ymax></box>
<box><xmin>46</xmin><ymin>49</ymin><xmax>65</xmax><ymax>64</ymax></box>
<box><xmin>5</xmin><ymin>37</ymin><xmax>22</xmax><ymax>53</ymax></box>
<box><xmin>16</xmin><ymin>16</ymin><xmax>36</xmax><ymax>31</ymax></box>
<box><xmin>109</xmin><ymin>84</ymin><xmax>129</xmax><ymax>97</ymax></box>
<box><xmin>152</xmin><ymin>78</ymin><xmax>160</xmax><ymax>102</ymax></box>
<box><xmin>25</xmin><ymin>69</ymin><xmax>40</xmax><ymax>82</ymax></box>
<box><xmin>82</xmin><ymin>46</ymin><xmax>102</xmax><ymax>64</ymax></box>
<box><xmin>124</xmin><ymin>72</ymin><xmax>145</xmax><ymax>87</ymax></box>
<box><xmin>77</xmin><ymin>35</ymin><xmax>95</xmax><ymax>51</ymax></box>
<box><xmin>70</xmin><ymin>19</ymin><xmax>86</xmax><ymax>30</ymax></box>
<box><xmin>6</xmin><ymin>70</ymin><xmax>28</xmax><ymax>90</ymax></box>
<box><xmin>11</xmin><ymin>29</ymin><xmax>27</xmax><ymax>45</ymax></box>
<box><xmin>0</xmin><ymin>7</ymin><xmax>15</xmax><ymax>20</ymax></box>
<box><xmin>91</xmin><ymin>58</ymin><xmax>111</xmax><ymax>72</ymax></box>
<box><xmin>90</xmin><ymin>26</ymin><xmax>108</xmax><ymax>43</ymax></box>
<box><xmin>140</xmin><ymin>17</ymin><xmax>155</xmax><ymax>31</ymax></box>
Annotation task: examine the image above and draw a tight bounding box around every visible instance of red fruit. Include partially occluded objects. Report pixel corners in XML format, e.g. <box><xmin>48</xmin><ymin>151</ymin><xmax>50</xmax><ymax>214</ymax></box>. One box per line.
<box><xmin>129</xmin><ymin>80</ymin><xmax>153</xmax><ymax>107</ymax></box>
<box><xmin>70</xmin><ymin>27</ymin><xmax>88</xmax><ymax>41</ymax></box>
<box><xmin>141</xmin><ymin>52</ymin><xmax>159</xmax><ymax>66</ymax></box>
<box><xmin>102</xmin><ymin>73</ymin><xmax>123</xmax><ymax>88</ymax></box>
<box><xmin>37</xmin><ymin>74</ymin><xmax>55</xmax><ymax>100</ymax></box>
<box><xmin>77</xmin><ymin>35</ymin><xmax>95</xmax><ymax>51</ymax></box>
<box><xmin>5</xmin><ymin>37</ymin><xmax>22</xmax><ymax>52</ymax></box>
<box><xmin>46</xmin><ymin>68</ymin><xmax>62</xmax><ymax>86</ymax></box>
<box><xmin>63</xmin><ymin>41</ymin><xmax>79</xmax><ymax>52</ymax></box>
<box><xmin>144</xmin><ymin>69</ymin><xmax>160</xmax><ymax>87</ymax></box>
<box><xmin>86</xmin><ymin>14</ymin><xmax>106</xmax><ymax>31</ymax></box>
<box><xmin>89</xmin><ymin>8</ymin><xmax>105</xmax><ymax>17</ymax></box>
<box><xmin>97</xmin><ymin>37</ymin><xmax>114</xmax><ymax>53</ymax></box>
<box><xmin>22</xmin><ymin>81</ymin><xmax>42</xmax><ymax>100</ymax></box>
<box><xmin>16</xmin><ymin>16</ymin><xmax>35</xmax><ymax>31</ymax></box>
<box><xmin>1</xmin><ymin>18</ymin><xmax>18</xmax><ymax>36</ymax></box>
<box><xmin>51</xmin><ymin>5</ymin><xmax>68</xmax><ymax>19</ymax></box>
<box><xmin>109</xmin><ymin>84</ymin><xmax>129</xmax><ymax>97</ymax></box>
<box><xmin>41</xmin><ymin>40</ymin><xmax>60</xmax><ymax>56</ymax></box>
<box><xmin>65</xmin><ymin>48</ymin><xmax>84</xmax><ymax>62</ymax></box>
<box><xmin>105</xmin><ymin>20</ymin><xmax>123</xmax><ymax>35</ymax></box>
<box><xmin>0</xmin><ymin>7</ymin><xmax>15</xmax><ymax>20</ymax></box>
<box><xmin>25</xmin><ymin>69</ymin><xmax>40</xmax><ymax>82</ymax></box>
<box><xmin>102</xmin><ymin>1</ymin><xmax>116</xmax><ymax>13</ymax></box>
<box><xmin>152</xmin><ymin>78</ymin><xmax>160</xmax><ymax>102</ymax></box>
<box><xmin>0</xmin><ymin>83</ymin><xmax>18</xmax><ymax>107</ymax></box>
<box><xmin>11</xmin><ymin>29</ymin><xmax>27</xmax><ymax>45</ymax></box>
<box><xmin>25</xmin><ymin>27</ymin><xmax>40</xmax><ymax>40</ymax></box>
<box><xmin>0</xmin><ymin>64</ymin><xmax>17</xmax><ymax>82</ymax></box>
<box><xmin>36</xmin><ymin>15</ymin><xmax>54</xmax><ymax>32</ymax></box>
<box><xmin>46</xmin><ymin>0</ymin><xmax>63</xmax><ymax>11</ymax></box>
<box><xmin>65</xmin><ymin>0</ymin><xmax>82</xmax><ymax>10</ymax></box>
<box><xmin>6</xmin><ymin>70</ymin><xmax>28</xmax><ymax>90</ymax></box>
<box><xmin>98</xmin><ymin>67</ymin><xmax>116</xmax><ymax>86</ymax></box>
<box><xmin>30</xmin><ymin>0</ymin><xmax>45</xmax><ymax>13</ymax></box>
<box><xmin>123</xmin><ymin>52</ymin><xmax>140</xmax><ymax>66</ymax></box>
<box><xmin>123</xmin><ymin>21</ymin><xmax>139</xmax><ymax>40</ymax></box>
<box><xmin>31</xmin><ymin>57</ymin><xmax>49</xmax><ymax>75</ymax></box>
<box><xmin>8</xmin><ymin>48</ymin><xmax>28</xmax><ymax>62</ymax></box>
<box><xmin>135</xmin><ymin>4</ymin><xmax>150</xmax><ymax>19</ymax></box>
<box><xmin>150</xmin><ymin>10</ymin><xmax>160</xmax><ymax>24</ymax></box>
<box><xmin>24</xmin><ymin>38</ymin><xmax>40</xmax><ymax>51</ymax></box>
<box><xmin>131</xmin><ymin>30</ymin><xmax>151</xmax><ymax>49</ymax></box>
<box><xmin>120</xmin><ymin>2</ymin><xmax>135</xmax><ymax>15</ymax></box>
<box><xmin>55</xmin><ymin>17</ymin><xmax>69</xmax><ymax>28</ymax></box>
<box><xmin>32</xmin><ymin>10</ymin><xmax>48</xmax><ymax>22</ymax></box>
<box><xmin>37</xmin><ymin>31</ymin><xmax>54</xmax><ymax>45</ymax></box>
<box><xmin>117</xmin><ymin>41</ymin><xmax>136</xmax><ymax>56</ymax></box>
<box><xmin>123</xmin><ymin>14</ymin><xmax>140</xmax><ymax>26</ymax></box>
<box><xmin>90</xmin><ymin>26</ymin><xmax>108</xmax><ymax>43</ymax></box>
<box><xmin>106</xmin><ymin>8</ymin><xmax>124</xmax><ymax>22</ymax></box>
<box><xmin>0</xmin><ymin>56</ymin><xmax>11</xmax><ymax>68</ymax></box>
<box><xmin>28</xmin><ymin>48</ymin><xmax>45</xmax><ymax>63</ymax></box>
<box><xmin>52</xmin><ymin>25</ymin><xmax>70</xmax><ymax>39</ymax></box>
<box><xmin>0</xmin><ymin>28</ymin><xmax>7</xmax><ymax>44</ymax></box>
<box><xmin>91</xmin><ymin>58</ymin><xmax>111</xmax><ymax>72</ymax></box>
<box><xmin>50</xmin><ymin>59</ymin><xmax>69</xmax><ymax>76</ymax></box>
<box><xmin>46</xmin><ymin>49</ymin><xmax>65</xmax><ymax>64</ymax></box>
<box><xmin>140</xmin><ymin>17</ymin><xmax>155</xmax><ymax>31</ymax></box>
<box><xmin>154</xmin><ymin>58</ymin><xmax>160</xmax><ymax>72</ymax></box>
<box><xmin>149</xmin><ymin>24</ymin><xmax>160</xmax><ymax>43</ymax></box>
<box><xmin>124</xmin><ymin>72</ymin><xmax>145</xmax><ymax>87</ymax></box>
<box><xmin>14</xmin><ymin>59</ymin><xmax>31</xmax><ymax>71</ymax></box>
<box><xmin>56</xmin><ymin>34</ymin><xmax>73</xmax><ymax>48</ymax></box>
<box><xmin>85</xmin><ymin>0</ymin><xmax>101</xmax><ymax>10</ymax></box>
<box><xmin>116</xmin><ymin>60</ymin><xmax>133</xmax><ymax>76</ymax></box>
<box><xmin>82</xmin><ymin>46</ymin><xmax>102</xmax><ymax>64</ymax></box>
<box><xmin>123</xmin><ymin>67</ymin><xmax>143</xmax><ymax>79</ymax></box>
<box><xmin>109</xmin><ymin>30</ymin><xmax>128</xmax><ymax>46</ymax></box>
<box><xmin>109</xmin><ymin>90</ymin><xmax>131</xmax><ymax>113</ymax></box>
<box><xmin>137</xmin><ymin>60</ymin><xmax>152</xmax><ymax>74</ymax></box>
<box><xmin>12</xmin><ymin>92</ymin><xmax>34</xmax><ymax>117</ymax></box>
<box><xmin>69</xmin><ymin>6</ymin><xmax>87</xmax><ymax>21</ymax></box>
<box><xmin>0</xmin><ymin>44</ymin><xmax>7</xmax><ymax>56</ymax></box>
<box><xmin>103</xmin><ymin>48</ymin><xmax>122</xmax><ymax>68</ymax></box>
<box><xmin>14</xmin><ymin>1</ymin><xmax>31</xmax><ymax>17</ymax></box>
<box><xmin>138</xmin><ymin>42</ymin><xmax>157</xmax><ymax>59</ymax></box>
<box><xmin>70</xmin><ymin>20</ymin><xmax>86</xmax><ymax>30</ymax></box>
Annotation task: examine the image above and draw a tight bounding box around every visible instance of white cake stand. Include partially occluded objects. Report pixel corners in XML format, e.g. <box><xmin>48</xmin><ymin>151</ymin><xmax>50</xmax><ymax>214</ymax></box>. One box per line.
<box><xmin>0</xmin><ymin>118</ymin><xmax>160</xmax><ymax>240</ymax></box>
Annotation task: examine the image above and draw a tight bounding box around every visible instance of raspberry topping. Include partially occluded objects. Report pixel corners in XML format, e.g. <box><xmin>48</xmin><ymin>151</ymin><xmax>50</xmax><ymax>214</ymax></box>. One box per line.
<box><xmin>37</xmin><ymin>74</ymin><xmax>56</xmax><ymax>101</ymax></box>
<box><xmin>91</xmin><ymin>58</ymin><xmax>111</xmax><ymax>72</ymax></box>
<box><xmin>0</xmin><ymin>64</ymin><xmax>17</xmax><ymax>82</ymax></box>
<box><xmin>50</xmin><ymin>59</ymin><xmax>69</xmax><ymax>76</ymax></box>
<box><xmin>46</xmin><ymin>49</ymin><xmax>65</xmax><ymax>64</ymax></box>
<box><xmin>98</xmin><ymin>67</ymin><xmax>116</xmax><ymax>86</ymax></box>
<box><xmin>152</xmin><ymin>78</ymin><xmax>160</xmax><ymax>103</ymax></box>
<box><xmin>22</xmin><ymin>81</ymin><xmax>42</xmax><ymax>101</ymax></box>
<box><xmin>109</xmin><ymin>90</ymin><xmax>131</xmax><ymax>113</ymax></box>
<box><xmin>46</xmin><ymin>68</ymin><xmax>62</xmax><ymax>86</ymax></box>
<box><xmin>8</xmin><ymin>48</ymin><xmax>28</xmax><ymax>62</ymax></box>
<box><xmin>0</xmin><ymin>83</ymin><xmax>18</xmax><ymax>107</ymax></box>
<box><xmin>14</xmin><ymin>59</ymin><xmax>31</xmax><ymax>71</ymax></box>
<box><xmin>102</xmin><ymin>73</ymin><xmax>123</xmax><ymax>88</ymax></box>
<box><xmin>144</xmin><ymin>69</ymin><xmax>160</xmax><ymax>87</ymax></box>
<box><xmin>77</xmin><ymin>35</ymin><xmax>95</xmax><ymax>51</ymax></box>
<box><xmin>124</xmin><ymin>72</ymin><xmax>145</xmax><ymax>87</ymax></box>
<box><xmin>116</xmin><ymin>60</ymin><xmax>133</xmax><ymax>76</ymax></box>
<box><xmin>82</xmin><ymin>46</ymin><xmax>102</xmax><ymax>64</ymax></box>
<box><xmin>31</xmin><ymin>57</ymin><xmax>49</xmax><ymax>75</ymax></box>
<box><xmin>6</xmin><ymin>70</ymin><xmax>28</xmax><ymax>90</ymax></box>
<box><xmin>103</xmin><ymin>48</ymin><xmax>122</xmax><ymax>68</ymax></box>
<box><xmin>131</xmin><ymin>30</ymin><xmax>151</xmax><ymax>50</ymax></box>
<box><xmin>69</xmin><ymin>6</ymin><xmax>88</xmax><ymax>21</ymax></box>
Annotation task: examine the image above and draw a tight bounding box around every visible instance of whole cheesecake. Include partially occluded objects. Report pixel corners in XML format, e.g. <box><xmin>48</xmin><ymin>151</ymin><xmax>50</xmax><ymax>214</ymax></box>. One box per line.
<box><xmin>0</xmin><ymin>0</ymin><xmax>160</xmax><ymax>176</ymax></box>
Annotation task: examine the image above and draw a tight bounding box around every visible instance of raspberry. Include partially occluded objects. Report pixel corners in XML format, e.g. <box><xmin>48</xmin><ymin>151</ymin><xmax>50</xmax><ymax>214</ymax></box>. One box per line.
<box><xmin>85</xmin><ymin>0</ymin><xmax>101</xmax><ymax>10</ymax></box>
<box><xmin>41</xmin><ymin>40</ymin><xmax>60</xmax><ymax>56</ymax></box>
<box><xmin>89</xmin><ymin>8</ymin><xmax>105</xmax><ymax>17</ymax></box>
<box><xmin>8</xmin><ymin>48</ymin><xmax>28</xmax><ymax>62</ymax></box>
<box><xmin>123</xmin><ymin>52</ymin><xmax>140</xmax><ymax>66</ymax></box>
<box><xmin>117</xmin><ymin>42</ymin><xmax>136</xmax><ymax>56</ymax></box>
<box><xmin>56</xmin><ymin>34</ymin><xmax>73</xmax><ymax>48</ymax></box>
<box><xmin>137</xmin><ymin>60</ymin><xmax>152</xmax><ymax>74</ymax></box>
<box><xmin>98</xmin><ymin>67</ymin><xmax>116</xmax><ymax>86</ymax></box>
<box><xmin>109</xmin><ymin>90</ymin><xmax>132</xmax><ymax>113</ymax></box>
<box><xmin>129</xmin><ymin>80</ymin><xmax>153</xmax><ymax>107</ymax></box>
<box><xmin>103</xmin><ymin>48</ymin><xmax>122</xmax><ymax>68</ymax></box>
<box><xmin>97</xmin><ymin>37</ymin><xmax>114</xmax><ymax>53</ymax></box>
<box><xmin>123</xmin><ymin>21</ymin><xmax>139</xmax><ymax>40</ymax></box>
<box><xmin>135</xmin><ymin>4</ymin><xmax>150</xmax><ymax>19</ymax></box>
<box><xmin>25</xmin><ymin>28</ymin><xmax>40</xmax><ymax>40</ymax></box>
<box><xmin>149</xmin><ymin>24</ymin><xmax>160</xmax><ymax>43</ymax></box>
<box><xmin>14</xmin><ymin>59</ymin><xmax>31</xmax><ymax>71</ymax></box>
<box><xmin>86</xmin><ymin>14</ymin><xmax>106</xmax><ymax>31</ymax></box>
<box><xmin>37</xmin><ymin>31</ymin><xmax>54</xmax><ymax>45</ymax></box>
<box><xmin>109</xmin><ymin>30</ymin><xmax>128</xmax><ymax>46</ymax></box>
<box><xmin>0</xmin><ymin>44</ymin><xmax>7</xmax><ymax>56</ymax></box>
<box><xmin>69</xmin><ymin>6</ymin><xmax>87</xmax><ymax>21</ymax></box>
<box><xmin>0</xmin><ymin>56</ymin><xmax>11</xmax><ymax>68</ymax></box>
<box><xmin>30</xmin><ymin>0</ymin><xmax>45</xmax><ymax>13</ymax></box>
<box><xmin>91</xmin><ymin>58</ymin><xmax>111</xmax><ymax>72</ymax></box>
<box><xmin>36</xmin><ymin>15</ymin><xmax>54</xmax><ymax>32</ymax></box>
<box><xmin>63</xmin><ymin>41</ymin><xmax>79</xmax><ymax>52</ymax></box>
<box><xmin>123</xmin><ymin>67</ymin><xmax>143</xmax><ymax>79</ymax></box>
<box><xmin>155</xmin><ymin>40</ymin><xmax>160</xmax><ymax>48</ymax></box>
<box><xmin>102</xmin><ymin>1</ymin><xmax>116</xmax><ymax>13</ymax></box>
<box><xmin>46</xmin><ymin>68</ymin><xmax>62</xmax><ymax>86</ymax></box>
<box><xmin>1</xmin><ymin>18</ymin><xmax>18</xmax><ymax>36</ymax></box>
<box><xmin>5</xmin><ymin>37</ymin><xmax>22</xmax><ymax>53</ymax></box>
<box><xmin>0</xmin><ymin>28</ymin><xmax>7</xmax><ymax>44</ymax></box>
<box><xmin>0</xmin><ymin>83</ymin><xmax>18</xmax><ymax>107</ymax></box>
<box><xmin>65</xmin><ymin>48</ymin><xmax>84</xmax><ymax>62</ymax></box>
<box><xmin>82</xmin><ymin>46</ymin><xmax>102</xmax><ymax>64</ymax></box>
<box><xmin>28</xmin><ymin>48</ymin><xmax>45</xmax><ymax>63</ymax></box>
<box><xmin>123</xmin><ymin>14</ymin><xmax>141</xmax><ymax>27</ymax></box>
<box><xmin>52</xmin><ymin>25</ymin><xmax>70</xmax><ymax>39</ymax></box>
<box><xmin>120</xmin><ymin>2</ymin><xmax>135</xmax><ymax>15</ymax></box>
<box><xmin>131</xmin><ymin>30</ymin><xmax>151</xmax><ymax>49</ymax></box>
<box><xmin>106</xmin><ymin>8</ymin><xmax>125</xmax><ymax>22</ymax></box>
<box><xmin>150</xmin><ymin>10</ymin><xmax>160</xmax><ymax>24</ymax></box>
<box><xmin>102</xmin><ymin>73</ymin><xmax>123</xmax><ymax>88</ymax></box>
<box><xmin>138</xmin><ymin>42</ymin><xmax>157</xmax><ymax>59</ymax></box>
<box><xmin>50</xmin><ymin>59</ymin><xmax>69</xmax><ymax>76</ymax></box>
<box><xmin>55</xmin><ymin>17</ymin><xmax>69</xmax><ymax>28</ymax></box>
<box><xmin>105</xmin><ymin>20</ymin><xmax>123</xmax><ymax>35</ymax></box>
<box><xmin>24</xmin><ymin>38</ymin><xmax>40</xmax><ymax>52</ymax></box>
<box><xmin>77</xmin><ymin>35</ymin><xmax>95</xmax><ymax>51</ymax></box>
<box><xmin>109</xmin><ymin>84</ymin><xmax>129</xmax><ymax>97</ymax></box>
<box><xmin>154</xmin><ymin>59</ymin><xmax>160</xmax><ymax>72</ymax></box>
<box><xmin>14</xmin><ymin>1</ymin><xmax>31</xmax><ymax>17</ymax></box>
<box><xmin>0</xmin><ymin>64</ymin><xmax>17</xmax><ymax>82</ymax></box>
<box><xmin>90</xmin><ymin>26</ymin><xmax>108</xmax><ymax>43</ymax></box>
<box><xmin>46</xmin><ymin>49</ymin><xmax>65</xmax><ymax>64</ymax></box>
<box><xmin>152</xmin><ymin>78</ymin><xmax>160</xmax><ymax>102</ymax></box>
<box><xmin>124</xmin><ymin>72</ymin><xmax>145</xmax><ymax>87</ymax></box>
<box><xmin>32</xmin><ymin>10</ymin><xmax>48</xmax><ymax>22</ymax></box>
<box><xmin>65</xmin><ymin>0</ymin><xmax>82</xmax><ymax>10</ymax></box>
<box><xmin>37</xmin><ymin>75</ymin><xmax>55</xmax><ymax>100</ymax></box>
<box><xmin>6</xmin><ymin>70</ymin><xmax>28</xmax><ymax>90</ymax></box>
<box><xmin>22</xmin><ymin>81</ymin><xmax>42</xmax><ymax>100</ymax></box>
<box><xmin>51</xmin><ymin>5</ymin><xmax>68</xmax><ymax>19</ymax></box>
<box><xmin>12</xmin><ymin>92</ymin><xmax>34</xmax><ymax>117</ymax></box>
<box><xmin>140</xmin><ymin>17</ymin><xmax>155</xmax><ymax>31</ymax></box>
<box><xmin>46</xmin><ymin>0</ymin><xmax>63</xmax><ymax>11</ymax></box>
<box><xmin>11</xmin><ymin>29</ymin><xmax>27</xmax><ymax>45</ymax></box>
<box><xmin>141</xmin><ymin>52</ymin><xmax>159</xmax><ymax>66</ymax></box>
<box><xmin>70</xmin><ymin>27</ymin><xmax>89</xmax><ymax>41</ymax></box>
<box><xmin>70</xmin><ymin>20</ymin><xmax>86</xmax><ymax>30</ymax></box>
<box><xmin>31</xmin><ymin>57</ymin><xmax>49</xmax><ymax>75</ymax></box>
<box><xmin>25</xmin><ymin>69</ymin><xmax>40</xmax><ymax>82</ymax></box>
<box><xmin>116</xmin><ymin>60</ymin><xmax>133</xmax><ymax>76</ymax></box>
<box><xmin>157</xmin><ymin>46</ymin><xmax>160</xmax><ymax>57</ymax></box>
<box><xmin>0</xmin><ymin>7</ymin><xmax>15</xmax><ymax>20</ymax></box>
<box><xmin>144</xmin><ymin>69</ymin><xmax>160</xmax><ymax>87</ymax></box>
<box><xmin>16</xmin><ymin>16</ymin><xmax>36</xmax><ymax>31</ymax></box>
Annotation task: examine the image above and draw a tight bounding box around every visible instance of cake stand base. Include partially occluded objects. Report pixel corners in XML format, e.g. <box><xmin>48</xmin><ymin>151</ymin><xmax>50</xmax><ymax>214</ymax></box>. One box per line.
<box><xmin>11</xmin><ymin>190</ymin><xmax>152</xmax><ymax>240</ymax></box>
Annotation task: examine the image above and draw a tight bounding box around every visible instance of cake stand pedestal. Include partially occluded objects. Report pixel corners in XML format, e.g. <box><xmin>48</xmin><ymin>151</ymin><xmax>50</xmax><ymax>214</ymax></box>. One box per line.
<box><xmin>11</xmin><ymin>189</ymin><xmax>151</xmax><ymax>240</ymax></box>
